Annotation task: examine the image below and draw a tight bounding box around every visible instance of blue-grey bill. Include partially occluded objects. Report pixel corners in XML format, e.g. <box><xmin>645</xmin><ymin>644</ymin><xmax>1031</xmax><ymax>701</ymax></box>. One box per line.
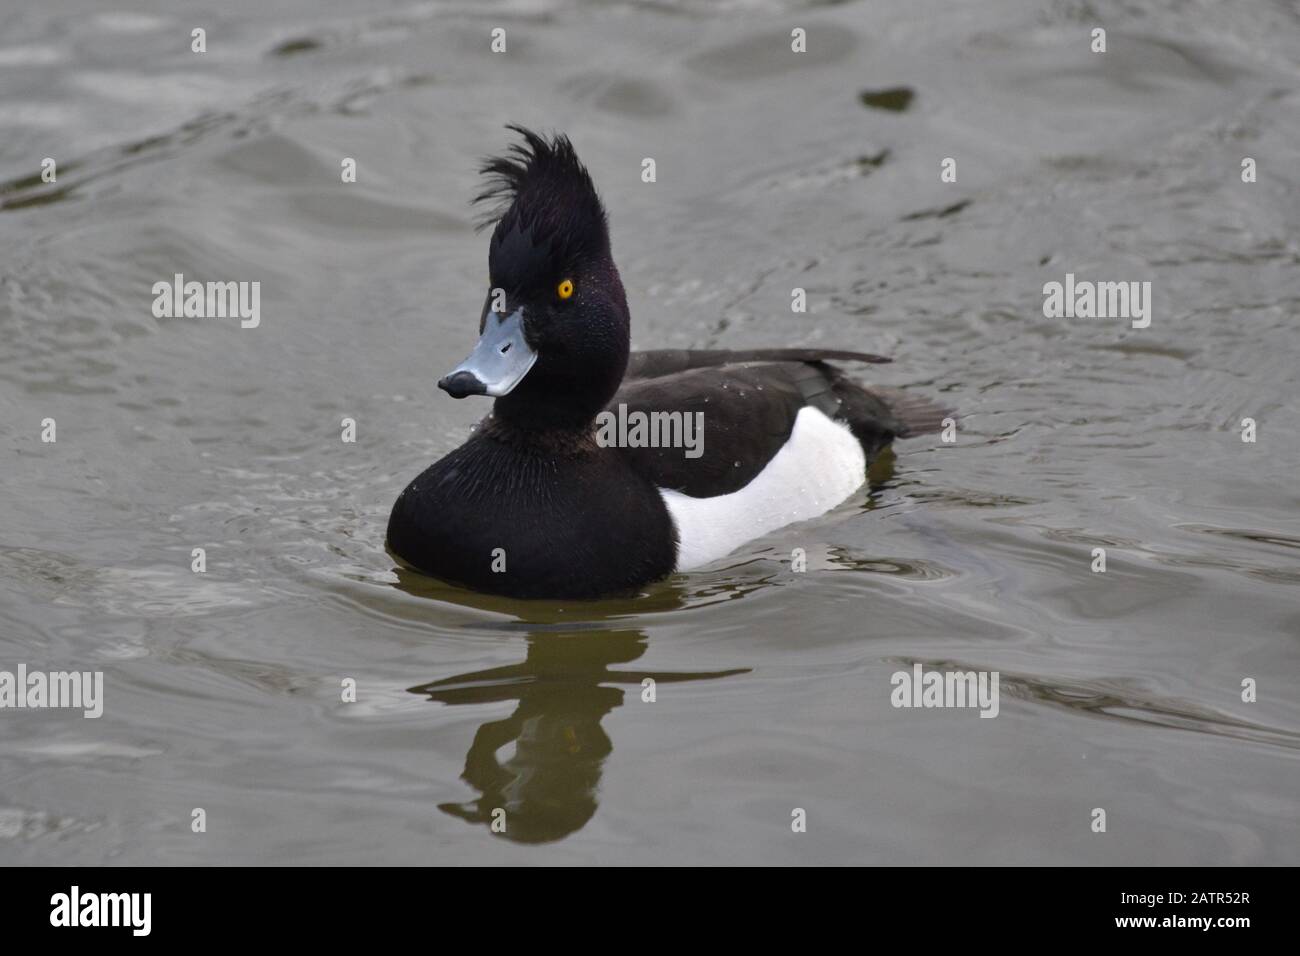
<box><xmin>437</xmin><ymin>308</ymin><xmax>538</xmax><ymax>399</ymax></box>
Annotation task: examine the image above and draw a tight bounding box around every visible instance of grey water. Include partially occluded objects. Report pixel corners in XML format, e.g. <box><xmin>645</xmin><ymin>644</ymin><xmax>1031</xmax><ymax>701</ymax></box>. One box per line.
<box><xmin>1</xmin><ymin>0</ymin><xmax>1298</xmax><ymax>864</ymax></box>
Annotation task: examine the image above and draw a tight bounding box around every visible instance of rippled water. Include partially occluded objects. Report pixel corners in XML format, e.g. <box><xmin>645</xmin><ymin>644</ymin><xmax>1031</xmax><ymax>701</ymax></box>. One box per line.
<box><xmin>2</xmin><ymin>0</ymin><xmax>1298</xmax><ymax>864</ymax></box>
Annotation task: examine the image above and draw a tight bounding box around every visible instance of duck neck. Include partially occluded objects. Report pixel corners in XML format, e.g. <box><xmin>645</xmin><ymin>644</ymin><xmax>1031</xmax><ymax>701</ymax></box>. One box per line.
<box><xmin>490</xmin><ymin>358</ymin><xmax>627</xmax><ymax>437</ymax></box>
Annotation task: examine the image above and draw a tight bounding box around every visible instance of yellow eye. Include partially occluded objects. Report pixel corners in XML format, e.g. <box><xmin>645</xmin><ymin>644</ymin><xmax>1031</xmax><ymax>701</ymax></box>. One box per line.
<box><xmin>557</xmin><ymin>278</ymin><xmax>574</xmax><ymax>300</ymax></box>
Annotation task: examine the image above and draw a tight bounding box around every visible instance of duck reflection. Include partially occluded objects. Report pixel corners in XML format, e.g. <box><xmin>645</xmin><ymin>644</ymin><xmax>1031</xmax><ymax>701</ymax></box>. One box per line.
<box><xmin>386</xmin><ymin>442</ymin><xmax>919</xmax><ymax>843</ymax></box>
<box><xmin>388</xmin><ymin>446</ymin><xmax>900</xmax><ymax>843</ymax></box>
<box><xmin>406</xmin><ymin>616</ymin><xmax>747</xmax><ymax>844</ymax></box>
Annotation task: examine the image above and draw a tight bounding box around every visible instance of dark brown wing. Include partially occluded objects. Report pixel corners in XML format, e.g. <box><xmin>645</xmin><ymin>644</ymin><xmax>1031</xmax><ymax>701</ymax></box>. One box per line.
<box><xmin>609</xmin><ymin>361</ymin><xmax>846</xmax><ymax>496</ymax></box>
<box><xmin>624</xmin><ymin>348</ymin><xmax>890</xmax><ymax>380</ymax></box>
<box><xmin>610</xmin><ymin>349</ymin><xmax>950</xmax><ymax>496</ymax></box>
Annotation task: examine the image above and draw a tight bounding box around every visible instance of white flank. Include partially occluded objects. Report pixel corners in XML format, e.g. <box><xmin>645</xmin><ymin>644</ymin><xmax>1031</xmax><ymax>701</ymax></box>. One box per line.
<box><xmin>660</xmin><ymin>406</ymin><xmax>866</xmax><ymax>571</ymax></box>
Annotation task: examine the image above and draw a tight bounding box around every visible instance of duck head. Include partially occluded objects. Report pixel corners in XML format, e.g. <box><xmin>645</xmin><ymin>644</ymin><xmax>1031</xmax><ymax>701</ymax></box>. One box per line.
<box><xmin>438</xmin><ymin>125</ymin><xmax>630</xmax><ymax>431</ymax></box>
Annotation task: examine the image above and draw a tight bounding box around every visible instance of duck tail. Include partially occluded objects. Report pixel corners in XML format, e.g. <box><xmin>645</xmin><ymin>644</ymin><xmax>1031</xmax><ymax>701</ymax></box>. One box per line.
<box><xmin>864</xmin><ymin>386</ymin><xmax>953</xmax><ymax>438</ymax></box>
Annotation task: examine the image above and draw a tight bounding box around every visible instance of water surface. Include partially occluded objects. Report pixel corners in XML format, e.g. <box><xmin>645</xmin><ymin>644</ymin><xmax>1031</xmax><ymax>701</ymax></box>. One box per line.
<box><xmin>1</xmin><ymin>0</ymin><xmax>1298</xmax><ymax>864</ymax></box>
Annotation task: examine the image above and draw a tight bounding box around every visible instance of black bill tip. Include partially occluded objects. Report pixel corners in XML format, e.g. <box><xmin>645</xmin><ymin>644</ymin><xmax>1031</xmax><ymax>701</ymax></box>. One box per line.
<box><xmin>437</xmin><ymin>370</ymin><xmax>488</xmax><ymax>399</ymax></box>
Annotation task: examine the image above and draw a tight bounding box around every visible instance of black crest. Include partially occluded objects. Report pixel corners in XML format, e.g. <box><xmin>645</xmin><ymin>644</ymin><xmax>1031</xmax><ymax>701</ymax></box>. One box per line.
<box><xmin>474</xmin><ymin>125</ymin><xmax>610</xmax><ymax>288</ymax></box>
